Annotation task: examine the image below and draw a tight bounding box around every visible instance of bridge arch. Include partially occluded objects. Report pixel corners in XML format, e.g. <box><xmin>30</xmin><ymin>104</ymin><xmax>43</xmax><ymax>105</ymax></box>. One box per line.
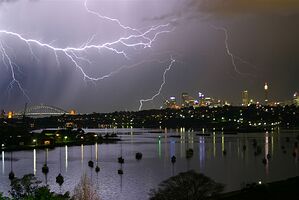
<box><xmin>17</xmin><ymin>104</ymin><xmax>67</xmax><ymax>117</ymax></box>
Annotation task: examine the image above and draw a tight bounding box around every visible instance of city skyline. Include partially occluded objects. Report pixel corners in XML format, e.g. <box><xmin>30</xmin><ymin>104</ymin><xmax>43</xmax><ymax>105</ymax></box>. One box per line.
<box><xmin>0</xmin><ymin>0</ymin><xmax>298</xmax><ymax>113</ymax></box>
<box><xmin>2</xmin><ymin>85</ymin><xmax>299</xmax><ymax>115</ymax></box>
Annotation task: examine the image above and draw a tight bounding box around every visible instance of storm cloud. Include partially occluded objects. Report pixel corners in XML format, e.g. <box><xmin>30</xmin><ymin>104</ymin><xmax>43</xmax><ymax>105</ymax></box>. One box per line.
<box><xmin>190</xmin><ymin>0</ymin><xmax>299</xmax><ymax>15</ymax></box>
<box><xmin>0</xmin><ymin>0</ymin><xmax>17</xmax><ymax>2</ymax></box>
<box><xmin>0</xmin><ymin>0</ymin><xmax>298</xmax><ymax>112</ymax></box>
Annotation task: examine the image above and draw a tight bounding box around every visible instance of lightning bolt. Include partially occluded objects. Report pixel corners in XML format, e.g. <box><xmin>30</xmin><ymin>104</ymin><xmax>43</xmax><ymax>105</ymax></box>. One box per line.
<box><xmin>0</xmin><ymin>41</ymin><xmax>30</xmax><ymax>101</ymax></box>
<box><xmin>139</xmin><ymin>57</ymin><xmax>175</xmax><ymax>111</ymax></box>
<box><xmin>84</xmin><ymin>0</ymin><xmax>140</xmax><ymax>33</ymax></box>
<box><xmin>211</xmin><ymin>25</ymin><xmax>256</xmax><ymax>76</ymax></box>
<box><xmin>0</xmin><ymin>0</ymin><xmax>176</xmax><ymax>106</ymax></box>
<box><xmin>91</xmin><ymin>58</ymin><xmax>172</xmax><ymax>82</ymax></box>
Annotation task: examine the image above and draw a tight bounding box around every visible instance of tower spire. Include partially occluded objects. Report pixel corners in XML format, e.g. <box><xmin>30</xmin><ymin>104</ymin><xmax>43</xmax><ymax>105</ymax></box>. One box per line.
<box><xmin>264</xmin><ymin>82</ymin><xmax>269</xmax><ymax>105</ymax></box>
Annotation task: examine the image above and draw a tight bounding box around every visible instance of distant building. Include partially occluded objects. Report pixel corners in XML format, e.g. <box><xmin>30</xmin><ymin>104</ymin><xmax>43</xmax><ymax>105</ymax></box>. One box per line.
<box><xmin>181</xmin><ymin>93</ymin><xmax>190</xmax><ymax>107</ymax></box>
<box><xmin>197</xmin><ymin>93</ymin><xmax>227</xmax><ymax>107</ymax></box>
<box><xmin>69</xmin><ymin>109</ymin><xmax>77</xmax><ymax>115</ymax></box>
<box><xmin>202</xmin><ymin>97</ymin><xmax>213</xmax><ymax>106</ymax></box>
<box><xmin>198</xmin><ymin>92</ymin><xmax>205</xmax><ymax>106</ymax></box>
<box><xmin>193</xmin><ymin>100</ymin><xmax>200</xmax><ymax>108</ymax></box>
<box><xmin>165</xmin><ymin>97</ymin><xmax>180</xmax><ymax>109</ymax></box>
<box><xmin>242</xmin><ymin>90</ymin><xmax>249</xmax><ymax>106</ymax></box>
<box><xmin>294</xmin><ymin>92</ymin><xmax>299</xmax><ymax>106</ymax></box>
<box><xmin>7</xmin><ymin>111</ymin><xmax>13</xmax><ymax>119</ymax></box>
<box><xmin>264</xmin><ymin>83</ymin><xmax>269</xmax><ymax>105</ymax></box>
<box><xmin>181</xmin><ymin>92</ymin><xmax>195</xmax><ymax>108</ymax></box>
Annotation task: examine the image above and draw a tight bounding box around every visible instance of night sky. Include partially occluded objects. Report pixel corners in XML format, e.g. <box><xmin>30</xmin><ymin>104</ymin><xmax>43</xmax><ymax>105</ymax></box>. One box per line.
<box><xmin>0</xmin><ymin>0</ymin><xmax>298</xmax><ymax>112</ymax></box>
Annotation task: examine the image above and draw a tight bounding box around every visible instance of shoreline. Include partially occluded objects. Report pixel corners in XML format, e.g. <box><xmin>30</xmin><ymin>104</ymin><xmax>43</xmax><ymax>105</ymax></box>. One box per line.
<box><xmin>0</xmin><ymin>138</ymin><xmax>120</xmax><ymax>152</ymax></box>
<box><xmin>217</xmin><ymin>176</ymin><xmax>299</xmax><ymax>199</ymax></box>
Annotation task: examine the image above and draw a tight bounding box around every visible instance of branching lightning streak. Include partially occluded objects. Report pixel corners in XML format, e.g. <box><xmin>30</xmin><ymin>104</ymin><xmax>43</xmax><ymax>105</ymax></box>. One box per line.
<box><xmin>0</xmin><ymin>0</ymin><xmax>175</xmax><ymax>103</ymax></box>
<box><xmin>0</xmin><ymin>24</ymin><xmax>173</xmax><ymax>80</ymax></box>
<box><xmin>89</xmin><ymin>58</ymin><xmax>171</xmax><ymax>82</ymax></box>
<box><xmin>0</xmin><ymin>42</ymin><xmax>30</xmax><ymax>101</ymax></box>
<box><xmin>84</xmin><ymin>0</ymin><xmax>139</xmax><ymax>33</ymax></box>
<box><xmin>211</xmin><ymin>25</ymin><xmax>256</xmax><ymax>76</ymax></box>
<box><xmin>139</xmin><ymin>57</ymin><xmax>175</xmax><ymax>111</ymax></box>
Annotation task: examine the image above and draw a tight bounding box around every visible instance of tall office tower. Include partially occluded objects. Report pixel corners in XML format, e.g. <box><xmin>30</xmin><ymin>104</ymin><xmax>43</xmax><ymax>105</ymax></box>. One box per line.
<box><xmin>181</xmin><ymin>92</ymin><xmax>189</xmax><ymax>107</ymax></box>
<box><xmin>294</xmin><ymin>92</ymin><xmax>299</xmax><ymax>106</ymax></box>
<box><xmin>165</xmin><ymin>97</ymin><xmax>179</xmax><ymax>109</ymax></box>
<box><xmin>264</xmin><ymin>83</ymin><xmax>269</xmax><ymax>105</ymax></box>
<box><xmin>198</xmin><ymin>92</ymin><xmax>205</xmax><ymax>106</ymax></box>
<box><xmin>242</xmin><ymin>90</ymin><xmax>249</xmax><ymax>106</ymax></box>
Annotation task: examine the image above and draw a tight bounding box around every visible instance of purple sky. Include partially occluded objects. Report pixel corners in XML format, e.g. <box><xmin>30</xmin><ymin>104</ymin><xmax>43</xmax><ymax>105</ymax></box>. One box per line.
<box><xmin>0</xmin><ymin>0</ymin><xmax>298</xmax><ymax>112</ymax></box>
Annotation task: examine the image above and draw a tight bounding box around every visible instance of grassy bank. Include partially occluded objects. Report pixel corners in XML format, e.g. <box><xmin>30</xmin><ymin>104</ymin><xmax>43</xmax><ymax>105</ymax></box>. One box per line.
<box><xmin>217</xmin><ymin>176</ymin><xmax>299</xmax><ymax>200</ymax></box>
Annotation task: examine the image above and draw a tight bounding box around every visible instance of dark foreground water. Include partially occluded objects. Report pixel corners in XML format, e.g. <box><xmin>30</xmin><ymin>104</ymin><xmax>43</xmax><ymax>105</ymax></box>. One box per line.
<box><xmin>0</xmin><ymin>128</ymin><xmax>299</xmax><ymax>200</ymax></box>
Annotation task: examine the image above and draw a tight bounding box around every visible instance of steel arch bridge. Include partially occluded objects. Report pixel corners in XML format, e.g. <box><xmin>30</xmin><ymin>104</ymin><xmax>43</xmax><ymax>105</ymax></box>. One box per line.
<box><xmin>16</xmin><ymin>104</ymin><xmax>67</xmax><ymax>117</ymax></box>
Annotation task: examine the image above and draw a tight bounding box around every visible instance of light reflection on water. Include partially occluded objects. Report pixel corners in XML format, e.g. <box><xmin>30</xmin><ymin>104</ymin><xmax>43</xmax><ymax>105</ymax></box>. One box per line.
<box><xmin>33</xmin><ymin>149</ymin><xmax>36</xmax><ymax>175</ymax></box>
<box><xmin>65</xmin><ymin>145</ymin><xmax>68</xmax><ymax>172</ymax></box>
<box><xmin>2</xmin><ymin>151</ymin><xmax>4</xmax><ymax>175</ymax></box>
<box><xmin>0</xmin><ymin>128</ymin><xmax>299</xmax><ymax>200</ymax></box>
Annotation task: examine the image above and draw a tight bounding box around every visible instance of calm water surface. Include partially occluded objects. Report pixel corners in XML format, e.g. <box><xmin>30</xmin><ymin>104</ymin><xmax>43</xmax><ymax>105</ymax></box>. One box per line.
<box><xmin>0</xmin><ymin>128</ymin><xmax>299</xmax><ymax>200</ymax></box>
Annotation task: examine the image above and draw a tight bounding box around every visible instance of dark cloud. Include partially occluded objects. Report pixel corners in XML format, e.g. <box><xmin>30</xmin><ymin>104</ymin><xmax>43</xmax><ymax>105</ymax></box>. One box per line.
<box><xmin>189</xmin><ymin>0</ymin><xmax>299</xmax><ymax>15</ymax></box>
<box><xmin>0</xmin><ymin>0</ymin><xmax>298</xmax><ymax>112</ymax></box>
<box><xmin>149</xmin><ymin>0</ymin><xmax>299</xmax><ymax>23</ymax></box>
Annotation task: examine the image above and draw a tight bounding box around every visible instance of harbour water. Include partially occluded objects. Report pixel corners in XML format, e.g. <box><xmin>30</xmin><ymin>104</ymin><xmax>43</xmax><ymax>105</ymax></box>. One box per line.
<box><xmin>0</xmin><ymin>128</ymin><xmax>298</xmax><ymax>200</ymax></box>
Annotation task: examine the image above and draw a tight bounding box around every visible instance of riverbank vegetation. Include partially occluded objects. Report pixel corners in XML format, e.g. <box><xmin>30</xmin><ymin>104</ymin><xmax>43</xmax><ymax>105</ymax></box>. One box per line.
<box><xmin>0</xmin><ymin>174</ymin><xmax>100</xmax><ymax>200</ymax></box>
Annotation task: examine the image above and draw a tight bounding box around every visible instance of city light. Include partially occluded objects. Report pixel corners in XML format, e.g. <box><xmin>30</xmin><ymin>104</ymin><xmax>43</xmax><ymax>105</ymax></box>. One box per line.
<box><xmin>7</xmin><ymin>112</ymin><xmax>13</xmax><ymax>119</ymax></box>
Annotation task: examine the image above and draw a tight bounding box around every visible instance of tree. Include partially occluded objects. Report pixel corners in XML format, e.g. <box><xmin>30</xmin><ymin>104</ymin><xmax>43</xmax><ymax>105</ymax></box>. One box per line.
<box><xmin>9</xmin><ymin>174</ymin><xmax>70</xmax><ymax>200</ymax></box>
<box><xmin>31</xmin><ymin>186</ymin><xmax>70</xmax><ymax>200</ymax></box>
<box><xmin>149</xmin><ymin>170</ymin><xmax>224</xmax><ymax>200</ymax></box>
<box><xmin>10</xmin><ymin>174</ymin><xmax>41</xmax><ymax>199</ymax></box>
<box><xmin>0</xmin><ymin>193</ymin><xmax>9</xmax><ymax>200</ymax></box>
<box><xmin>72</xmin><ymin>174</ymin><xmax>100</xmax><ymax>200</ymax></box>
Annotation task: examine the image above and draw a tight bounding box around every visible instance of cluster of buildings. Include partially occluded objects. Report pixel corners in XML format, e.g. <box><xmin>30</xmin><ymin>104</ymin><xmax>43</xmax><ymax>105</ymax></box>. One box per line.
<box><xmin>165</xmin><ymin>83</ymin><xmax>299</xmax><ymax>110</ymax></box>
<box><xmin>242</xmin><ymin>83</ymin><xmax>299</xmax><ymax>107</ymax></box>
<box><xmin>164</xmin><ymin>92</ymin><xmax>230</xmax><ymax>109</ymax></box>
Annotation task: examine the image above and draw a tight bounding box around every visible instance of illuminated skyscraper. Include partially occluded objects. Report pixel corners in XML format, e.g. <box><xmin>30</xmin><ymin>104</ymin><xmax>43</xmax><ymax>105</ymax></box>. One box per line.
<box><xmin>181</xmin><ymin>92</ymin><xmax>189</xmax><ymax>107</ymax></box>
<box><xmin>264</xmin><ymin>83</ymin><xmax>269</xmax><ymax>105</ymax></box>
<box><xmin>181</xmin><ymin>92</ymin><xmax>195</xmax><ymax>107</ymax></box>
<box><xmin>198</xmin><ymin>92</ymin><xmax>205</xmax><ymax>106</ymax></box>
<box><xmin>294</xmin><ymin>92</ymin><xmax>299</xmax><ymax>106</ymax></box>
<box><xmin>242</xmin><ymin>90</ymin><xmax>249</xmax><ymax>106</ymax></box>
<box><xmin>165</xmin><ymin>97</ymin><xmax>180</xmax><ymax>109</ymax></box>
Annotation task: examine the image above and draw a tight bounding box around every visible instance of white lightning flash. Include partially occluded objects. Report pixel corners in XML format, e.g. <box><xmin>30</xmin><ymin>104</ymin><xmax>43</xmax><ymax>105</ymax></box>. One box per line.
<box><xmin>0</xmin><ymin>0</ymin><xmax>175</xmax><ymax>106</ymax></box>
<box><xmin>0</xmin><ymin>42</ymin><xmax>30</xmax><ymax>101</ymax></box>
<box><xmin>139</xmin><ymin>57</ymin><xmax>175</xmax><ymax>111</ymax></box>
<box><xmin>211</xmin><ymin>25</ymin><xmax>256</xmax><ymax>76</ymax></box>
<box><xmin>84</xmin><ymin>0</ymin><xmax>139</xmax><ymax>33</ymax></box>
